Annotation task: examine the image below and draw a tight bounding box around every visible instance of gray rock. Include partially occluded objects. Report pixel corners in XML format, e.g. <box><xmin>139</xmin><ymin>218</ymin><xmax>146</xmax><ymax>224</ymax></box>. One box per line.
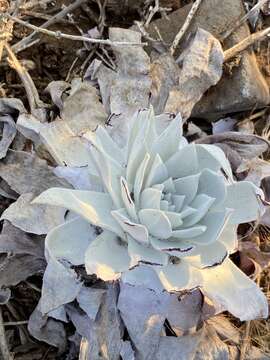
<box><xmin>147</xmin><ymin>0</ymin><xmax>269</xmax><ymax>118</ymax></box>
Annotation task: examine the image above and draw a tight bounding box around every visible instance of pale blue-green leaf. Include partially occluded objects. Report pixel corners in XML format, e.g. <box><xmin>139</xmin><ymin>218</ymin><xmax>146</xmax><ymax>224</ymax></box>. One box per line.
<box><xmin>198</xmin><ymin>169</ymin><xmax>226</xmax><ymax>207</ymax></box>
<box><xmin>160</xmin><ymin>200</ymin><xmax>169</xmax><ymax>211</ymax></box>
<box><xmin>139</xmin><ymin>209</ymin><xmax>172</xmax><ymax>239</ymax></box>
<box><xmin>90</xmin><ymin>145</ymin><xmax>124</xmax><ymax>208</ymax></box>
<box><xmin>165</xmin><ymin>211</ymin><xmax>183</xmax><ymax>228</ymax></box>
<box><xmin>162</xmin><ymin>178</ymin><xmax>176</xmax><ymax>193</ymax></box>
<box><xmin>172</xmin><ymin>195</ymin><xmax>185</xmax><ymax>212</ymax></box>
<box><xmin>172</xmin><ymin>225</ymin><xmax>207</xmax><ymax>239</ymax></box>
<box><xmin>120</xmin><ymin>177</ymin><xmax>138</xmax><ymax>221</ymax></box>
<box><xmin>218</xmin><ymin>223</ymin><xmax>238</xmax><ymax>254</ymax></box>
<box><xmin>45</xmin><ymin>216</ymin><xmax>95</xmax><ymax>265</ymax></box>
<box><xmin>85</xmin><ymin>231</ymin><xmax>131</xmax><ymax>281</ymax></box>
<box><xmin>33</xmin><ymin>188</ymin><xmax>123</xmax><ymax>236</ymax></box>
<box><xmin>150</xmin><ymin>236</ymin><xmax>195</xmax><ymax>257</ymax></box>
<box><xmin>140</xmin><ymin>188</ymin><xmax>162</xmax><ymax>210</ymax></box>
<box><xmin>127</xmin><ymin>235</ymin><xmax>168</xmax><ymax>267</ymax></box>
<box><xmin>76</xmin><ymin>286</ymin><xmax>105</xmax><ymax>320</ymax></box>
<box><xmin>150</xmin><ymin>114</ymin><xmax>182</xmax><ymax>162</ymax></box>
<box><xmin>144</xmin><ymin>154</ymin><xmax>168</xmax><ymax>188</ymax></box>
<box><xmin>200</xmin><ymin>258</ymin><xmax>268</xmax><ymax>320</ymax></box>
<box><xmin>183</xmin><ymin>194</ymin><xmax>215</xmax><ymax>227</ymax></box>
<box><xmin>223</xmin><ymin>181</ymin><xmax>262</xmax><ymax>224</ymax></box>
<box><xmin>174</xmin><ymin>173</ymin><xmax>200</xmax><ymax>205</ymax></box>
<box><xmin>112</xmin><ymin>208</ymin><xmax>149</xmax><ymax>244</ymax></box>
<box><xmin>187</xmin><ymin>241</ymin><xmax>228</xmax><ymax>269</ymax></box>
<box><xmin>155</xmin><ymin>260</ymin><xmax>202</xmax><ymax>292</ymax></box>
<box><xmin>196</xmin><ymin>144</ymin><xmax>233</xmax><ymax>180</ymax></box>
<box><xmin>134</xmin><ymin>153</ymin><xmax>150</xmax><ymax>206</ymax></box>
<box><xmin>165</xmin><ymin>144</ymin><xmax>198</xmax><ymax>179</ymax></box>
<box><xmin>191</xmin><ymin>210</ymin><xmax>231</xmax><ymax>245</ymax></box>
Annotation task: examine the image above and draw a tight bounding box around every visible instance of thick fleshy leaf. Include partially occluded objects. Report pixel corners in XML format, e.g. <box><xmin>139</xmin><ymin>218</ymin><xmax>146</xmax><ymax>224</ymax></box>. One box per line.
<box><xmin>191</xmin><ymin>210</ymin><xmax>231</xmax><ymax>245</ymax></box>
<box><xmin>45</xmin><ymin>216</ymin><xmax>96</xmax><ymax>265</ymax></box>
<box><xmin>198</xmin><ymin>169</ymin><xmax>226</xmax><ymax>207</ymax></box>
<box><xmin>196</xmin><ymin>144</ymin><xmax>233</xmax><ymax>180</ymax></box>
<box><xmin>85</xmin><ymin>231</ymin><xmax>131</xmax><ymax>281</ymax></box>
<box><xmin>139</xmin><ymin>209</ymin><xmax>172</xmax><ymax>239</ymax></box>
<box><xmin>150</xmin><ymin>236</ymin><xmax>196</xmax><ymax>257</ymax></box>
<box><xmin>112</xmin><ymin>208</ymin><xmax>148</xmax><ymax>244</ymax></box>
<box><xmin>128</xmin><ymin>235</ymin><xmax>168</xmax><ymax>267</ymax></box>
<box><xmin>120</xmin><ymin>177</ymin><xmax>137</xmax><ymax>221</ymax></box>
<box><xmin>187</xmin><ymin>241</ymin><xmax>228</xmax><ymax>269</ymax></box>
<box><xmin>150</xmin><ymin>114</ymin><xmax>182</xmax><ymax>162</ymax></box>
<box><xmin>33</xmin><ymin>188</ymin><xmax>122</xmax><ymax>236</ymax></box>
<box><xmin>183</xmin><ymin>194</ymin><xmax>215</xmax><ymax>227</ymax></box>
<box><xmin>140</xmin><ymin>188</ymin><xmax>162</xmax><ymax>209</ymax></box>
<box><xmin>200</xmin><ymin>258</ymin><xmax>268</xmax><ymax>320</ymax></box>
<box><xmin>223</xmin><ymin>181</ymin><xmax>263</xmax><ymax>224</ymax></box>
<box><xmin>134</xmin><ymin>153</ymin><xmax>150</xmax><ymax>206</ymax></box>
<box><xmin>218</xmin><ymin>223</ymin><xmax>238</xmax><ymax>254</ymax></box>
<box><xmin>145</xmin><ymin>154</ymin><xmax>168</xmax><ymax>188</ymax></box>
<box><xmin>90</xmin><ymin>145</ymin><xmax>124</xmax><ymax>208</ymax></box>
<box><xmin>165</xmin><ymin>211</ymin><xmax>183</xmax><ymax>228</ymax></box>
<box><xmin>172</xmin><ymin>225</ymin><xmax>207</xmax><ymax>239</ymax></box>
<box><xmin>174</xmin><ymin>173</ymin><xmax>200</xmax><ymax>205</ymax></box>
<box><xmin>155</xmin><ymin>260</ymin><xmax>202</xmax><ymax>292</ymax></box>
<box><xmin>165</xmin><ymin>144</ymin><xmax>198</xmax><ymax>179</ymax></box>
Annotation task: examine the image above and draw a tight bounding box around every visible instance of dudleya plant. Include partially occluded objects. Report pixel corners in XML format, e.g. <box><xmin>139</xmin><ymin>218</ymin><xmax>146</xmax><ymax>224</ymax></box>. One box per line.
<box><xmin>34</xmin><ymin>108</ymin><xmax>268</xmax><ymax>321</ymax></box>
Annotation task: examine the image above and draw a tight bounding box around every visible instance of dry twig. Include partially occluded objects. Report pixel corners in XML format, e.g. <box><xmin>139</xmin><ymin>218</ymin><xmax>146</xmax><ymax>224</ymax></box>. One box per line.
<box><xmin>170</xmin><ymin>0</ymin><xmax>203</xmax><ymax>55</ymax></box>
<box><xmin>224</xmin><ymin>27</ymin><xmax>270</xmax><ymax>61</ymax></box>
<box><xmin>7</xmin><ymin>14</ymin><xmax>147</xmax><ymax>47</ymax></box>
<box><xmin>11</xmin><ymin>0</ymin><xmax>87</xmax><ymax>53</ymax></box>
<box><xmin>4</xmin><ymin>43</ymin><xmax>46</xmax><ymax>118</ymax></box>
<box><xmin>0</xmin><ymin>307</ymin><xmax>12</xmax><ymax>360</ymax></box>
<box><xmin>221</xmin><ymin>0</ymin><xmax>269</xmax><ymax>40</ymax></box>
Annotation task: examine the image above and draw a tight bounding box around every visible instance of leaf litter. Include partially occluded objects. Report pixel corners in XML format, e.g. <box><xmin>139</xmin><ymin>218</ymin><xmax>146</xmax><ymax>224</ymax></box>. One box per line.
<box><xmin>0</xmin><ymin>0</ymin><xmax>270</xmax><ymax>359</ymax></box>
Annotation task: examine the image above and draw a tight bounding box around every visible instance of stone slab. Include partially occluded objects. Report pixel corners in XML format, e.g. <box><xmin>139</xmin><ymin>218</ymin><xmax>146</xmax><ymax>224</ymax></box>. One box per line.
<box><xmin>147</xmin><ymin>0</ymin><xmax>270</xmax><ymax>118</ymax></box>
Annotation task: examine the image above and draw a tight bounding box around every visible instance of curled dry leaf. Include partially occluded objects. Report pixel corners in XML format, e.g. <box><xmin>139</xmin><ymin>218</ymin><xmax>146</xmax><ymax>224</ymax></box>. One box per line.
<box><xmin>28</xmin><ymin>302</ymin><xmax>67</xmax><ymax>353</ymax></box>
<box><xmin>0</xmin><ymin>150</ymin><xmax>70</xmax><ymax>196</ymax></box>
<box><xmin>0</xmin><ymin>115</ymin><xmax>16</xmax><ymax>160</ymax></box>
<box><xmin>1</xmin><ymin>193</ymin><xmax>66</xmax><ymax>235</ymax></box>
<box><xmin>197</xmin><ymin>132</ymin><xmax>269</xmax><ymax>172</ymax></box>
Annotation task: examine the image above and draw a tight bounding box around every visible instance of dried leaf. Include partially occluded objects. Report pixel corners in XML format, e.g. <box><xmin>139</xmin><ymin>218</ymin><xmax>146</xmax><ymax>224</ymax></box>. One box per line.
<box><xmin>45</xmin><ymin>80</ymin><xmax>70</xmax><ymax>111</ymax></box>
<box><xmin>40</xmin><ymin>257</ymin><xmax>82</xmax><ymax>314</ymax></box>
<box><xmin>0</xmin><ymin>288</ymin><xmax>11</xmax><ymax>305</ymax></box>
<box><xmin>0</xmin><ymin>221</ymin><xmax>44</xmax><ymax>258</ymax></box>
<box><xmin>166</xmin><ymin>290</ymin><xmax>203</xmax><ymax>335</ymax></box>
<box><xmin>195</xmin><ymin>324</ymin><xmax>230</xmax><ymax>360</ymax></box>
<box><xmin>0</xmin><ymin>115</ymin><xmax>16</xmax><ymax>159</ymax></box>
<box><xmin>118</xmin><ymin>282</ymin><xmax>170</xmax><ymax>360</ymax></box>
<box><xmin>76</xmin><ymin>286</ymin><xmax>105</xmax><ymax>320</ymax></box>
<box><xmin>207</xmin><ymin>315</ymin><xmax>240</xmax><ymax>345</ymax></box>
<box><xmin>197</xmin><ymin>132</ymin><xmax>269</xmax><ymax>172</ymax></box>
<box><xmin>0</xmin><ymin>150</ymin><xmax>69</xmax><ymax>195</ymax></box>
<box><xmin>165</xmin><ymin>28</ymin><xmax>224</xmax><ymax>119</ymax></box>
<box><xmin>155</xmin><ymin>330</ymin><xmax>203</xmax><ymax>360</ymax></box>
<box><xmin>28</xmin><ymin>302</ymin><xmax>67</xmax><ymax>353</ymax></box>
<box><xmin>1</xmin><ymin>193</ymin><xmax>66</xmax><ymax>234</ymax></box>
<box><xmin>0</xmin><ymin>253</ymin><xmax>45</xmax><ymax>287</ymax></box>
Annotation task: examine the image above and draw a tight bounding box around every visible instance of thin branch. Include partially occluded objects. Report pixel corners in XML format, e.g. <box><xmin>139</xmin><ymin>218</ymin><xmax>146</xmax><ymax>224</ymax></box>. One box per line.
<box><xmin>4</xmin><ymin>43</ymin><xmax>46</xmax><ymax>117</ymax></box>
<box><xmin>224</xmin><ymin>26</ymin><xmax>270</xmax><ymax>61</ymax></box>
<box><xmin>7</xmin><ymin>14</ymin><xmax>147</xmax><ymax>47</ymax></box>
<box><xmin>170</xmin><ymin>0</ymin><xmax>203</xmax><ymax>55</ymax></box>
<box><xmin>1</xmin><ymin>321</ymin><xmax>28</xmax><ymax>326</ymax></box>
<box><xmin>0</xmin><ymin>307</ymin><xmax>12</xmax><ymax>360</ymax></box>
<box><xmin>11</xmin><ymin>0</ymin><xmax>87</xmax><ymax>53</ymax></box>
<box><xmin>221</xmin><ymin>0</ymin><xmax>269</xmax><ymax>40</ymax></box>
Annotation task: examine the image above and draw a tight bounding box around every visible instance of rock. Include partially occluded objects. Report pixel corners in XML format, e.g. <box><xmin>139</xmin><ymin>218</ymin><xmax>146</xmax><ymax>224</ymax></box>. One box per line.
<box><xmin>147</xmin><ymin>0</ymin><xmax>269</xmax><ymax>118</ymax></box>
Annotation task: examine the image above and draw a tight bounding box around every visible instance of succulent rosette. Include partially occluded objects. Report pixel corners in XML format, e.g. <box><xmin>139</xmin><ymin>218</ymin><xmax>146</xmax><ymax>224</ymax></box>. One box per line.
<box><xmin>34</xmin><ymin>108</ymin><xmax>268</xmax><ymax>320</ymax></box>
